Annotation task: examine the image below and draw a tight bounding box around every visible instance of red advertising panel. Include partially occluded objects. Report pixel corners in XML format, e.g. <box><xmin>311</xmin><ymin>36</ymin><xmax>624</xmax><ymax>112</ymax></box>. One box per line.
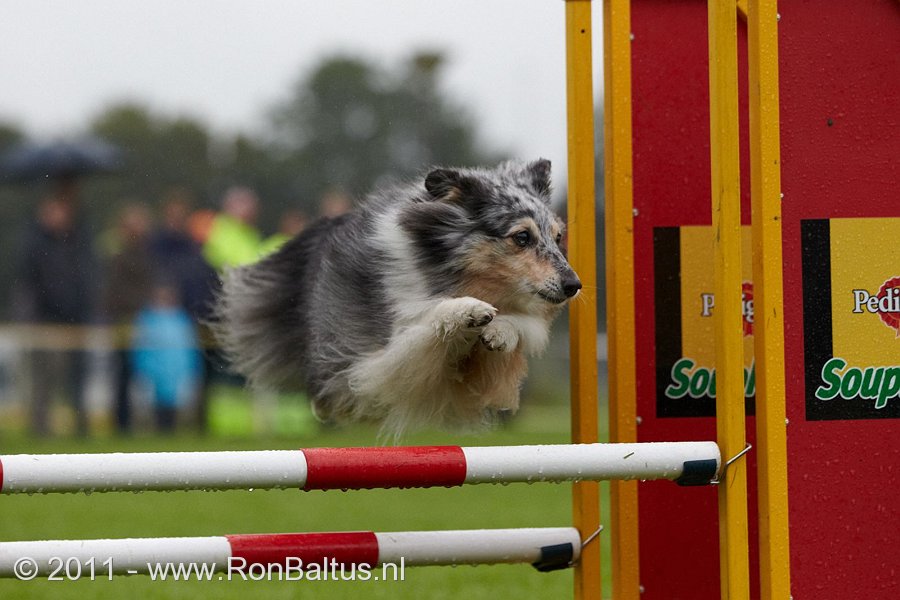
<box><xmin>780</xmin><ymin>1</ymin><xmax>898</xmax><ymax>597</ymax></box>
<box><xmin>631</xmin><ymin>1</ymin><xmax>898</xmax><ymax>598</ymax></box>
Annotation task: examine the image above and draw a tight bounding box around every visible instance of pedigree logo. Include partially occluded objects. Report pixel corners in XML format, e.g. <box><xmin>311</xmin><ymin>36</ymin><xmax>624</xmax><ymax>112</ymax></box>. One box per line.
<box><xmin>853</xmin><ymin>277</ymin><xmax>900</xmax><ymax>337</ymax></box>
<box><xmin>699</xmin><ymin>282</ymin><xmax>754</xmax><ymax>337</ymax></box>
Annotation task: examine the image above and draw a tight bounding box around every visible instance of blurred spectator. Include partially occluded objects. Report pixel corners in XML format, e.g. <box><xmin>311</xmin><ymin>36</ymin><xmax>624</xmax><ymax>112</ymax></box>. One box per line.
<box><xmin>148</xmin><ymin>189</ymin><xmax>219</xmax><ymax>433</ymax></box>
<box><xmin>198</xmin><ymin>187</ymin><xmax>265</xmax><ymax>433</ymax></box>
<box><xmin>103</xmin><ymin>202</ymin><xmax>155</xmax><ymax>434</ymax></box>
<box><xmin>259</xmin><ymin>208</ymin><xmax>309</xmax><ymax>255</ymax></box>
<box><xmin>131</xmin><ymin>283</ymin><xmax>202</xmax><ymax>434</ymax></box>
<box><xmin>13</xmin><ymin>182</ymin><xmax>96</xmax><ymax>436</ymax></box>
<box><xmin>149</xmin><ymin>189</ymin><xmax>219</xmax><ymax>321</ymax></box>
<box><xmin>202</xmin><ymin>186</ymin><xmax>263</xmax><ymax>271</ymax></box>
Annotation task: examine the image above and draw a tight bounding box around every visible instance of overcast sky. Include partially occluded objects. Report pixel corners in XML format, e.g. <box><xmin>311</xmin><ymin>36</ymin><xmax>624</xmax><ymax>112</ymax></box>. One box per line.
<box><xmin>0</xmin><ymin>1</ymin><xmax>603</xmax><ymax>177</ymax></box>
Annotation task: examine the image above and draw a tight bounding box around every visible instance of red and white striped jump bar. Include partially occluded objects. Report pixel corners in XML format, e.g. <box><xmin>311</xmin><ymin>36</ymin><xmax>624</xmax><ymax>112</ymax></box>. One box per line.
<box><xmin>0</xmin><ymin>527</ymin><xmax>581</xmax><ymax>577</ymax></box>
<box><xmin>0</xmin><ymin>442</ymin><xmax>720</xmax><ymax>495</ymax></box>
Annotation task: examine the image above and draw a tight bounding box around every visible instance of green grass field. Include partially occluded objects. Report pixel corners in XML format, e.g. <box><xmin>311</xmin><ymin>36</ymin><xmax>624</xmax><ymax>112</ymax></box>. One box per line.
<box><xmin>0</xmin><ymin>403</ymin><xmax>612</xmax><ymax>599</ymax></box>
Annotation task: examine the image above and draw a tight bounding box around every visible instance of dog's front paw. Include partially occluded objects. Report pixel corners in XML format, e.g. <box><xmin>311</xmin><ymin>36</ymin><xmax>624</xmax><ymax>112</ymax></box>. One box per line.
<box><xmin>480</xmin><ymin>318</ymin><xmax>520</xmax><ymax>352</ymax></box>
<box><xmin>433</xmin><ymin>297</ymin><xmax>497</xmax><ymax>339</ymax></box>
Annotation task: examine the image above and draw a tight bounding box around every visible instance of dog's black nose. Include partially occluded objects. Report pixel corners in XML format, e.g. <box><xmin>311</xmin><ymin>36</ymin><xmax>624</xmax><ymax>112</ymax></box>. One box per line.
<box><xmin>562</xmin><ymin>275</ymin><xmax>582</xmax><ymax>298</ymax></box>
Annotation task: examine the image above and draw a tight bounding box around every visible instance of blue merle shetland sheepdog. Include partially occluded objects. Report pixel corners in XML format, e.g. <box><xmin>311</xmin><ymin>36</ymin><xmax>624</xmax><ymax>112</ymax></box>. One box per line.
<box><xmin>214</xmin><ymin>160</ymin><xmax>581</xmax><ymax>436</ymax></box>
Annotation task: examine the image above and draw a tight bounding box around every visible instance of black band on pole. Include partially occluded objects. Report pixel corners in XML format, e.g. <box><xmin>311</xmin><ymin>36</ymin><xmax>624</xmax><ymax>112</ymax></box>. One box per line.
<box><xmin>675</xmin><ymin>458</ymin><xmax>719</xmax><ymax>486</ymax></box>
<box><xmin>531</xmin><ymin>542</ymin><xmax>576</xmax><ymax>572</ymax></box>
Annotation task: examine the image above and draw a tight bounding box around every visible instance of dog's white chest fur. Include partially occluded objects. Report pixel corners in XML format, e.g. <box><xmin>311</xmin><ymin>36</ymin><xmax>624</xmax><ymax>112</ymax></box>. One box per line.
<box><xmin>340</xmin><ymin>296</ymin><xmax>551</xmax><ymax>435</ymax></box>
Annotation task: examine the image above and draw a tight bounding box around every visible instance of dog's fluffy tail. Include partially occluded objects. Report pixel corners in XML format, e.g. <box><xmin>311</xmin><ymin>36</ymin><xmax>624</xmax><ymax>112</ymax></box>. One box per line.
<box><xmin>211</xmin><ymin>218</ymin><xmax>336</xmax><ymax>391</ymax></box>
<box><xmin>212</xmin><ymin>259</ymin><xmax>304</xmax><ymax>391</ymax></box>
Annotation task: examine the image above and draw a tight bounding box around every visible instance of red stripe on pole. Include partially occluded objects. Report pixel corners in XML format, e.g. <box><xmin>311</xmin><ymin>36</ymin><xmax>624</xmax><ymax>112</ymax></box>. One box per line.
<box><xmin>227</xmin><ymin>532</ymin><xmax>379</xmax><ymax>568</ymax></box>
<box><xmin>0</xmin><ymin>457</ymin><xmax>4</xmax><ymax>492</ymax></box>
<box><xmin>302</xmin><ymin>446</ymin><xmax>467</xmax><ymax>491</ymax></box>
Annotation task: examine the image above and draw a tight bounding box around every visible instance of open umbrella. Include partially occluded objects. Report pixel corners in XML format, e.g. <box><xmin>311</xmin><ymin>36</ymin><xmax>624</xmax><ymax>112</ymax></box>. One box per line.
<box><xmin>0</xmin><ymin>137</ymin><xmax>124</xmax><ymax>183</ymax></box>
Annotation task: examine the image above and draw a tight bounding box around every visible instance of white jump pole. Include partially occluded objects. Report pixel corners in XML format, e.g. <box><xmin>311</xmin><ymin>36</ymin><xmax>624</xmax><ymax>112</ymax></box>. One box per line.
<box><xmin>0</xmin><ymin>528</ymin><xmax>582</xmax><ymax>578</ymax></box>
<box><xmin>0</xmin><ymin>442</ymin><xmax>720</xmax><ymax>494</ymax></box>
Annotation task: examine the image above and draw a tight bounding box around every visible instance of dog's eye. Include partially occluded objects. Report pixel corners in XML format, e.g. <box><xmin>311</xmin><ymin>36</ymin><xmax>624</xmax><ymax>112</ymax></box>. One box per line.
<box><xmin>512</xmin><ymin>231</ymin><xmax>531</xmax><ymax>247</ymax></box>
<box><xmin>555</xmin><ymin>232</ymin><xmax>563</xmax><ymax>245</ymax></box>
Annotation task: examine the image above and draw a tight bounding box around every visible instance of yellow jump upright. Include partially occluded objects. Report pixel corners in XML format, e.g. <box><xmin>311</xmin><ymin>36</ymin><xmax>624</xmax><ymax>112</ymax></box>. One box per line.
<box><xmin>603</xmin><ymin>1</ymin><xmax>639</xmax><ymax>599</ymax></box>
<box><xmin>708</xmin><ymin>0</ymin><xmax>751</xmax><ymax>598</ymax></box>
<box><xmin>747</xmin><ymin>1</ymin><xmax>791</xmax><ymax>598</ymax></box>
<box><xmin>565</xmin><ymin>1</ymin><xmax>601</xmax><ymax>599</ymax></box>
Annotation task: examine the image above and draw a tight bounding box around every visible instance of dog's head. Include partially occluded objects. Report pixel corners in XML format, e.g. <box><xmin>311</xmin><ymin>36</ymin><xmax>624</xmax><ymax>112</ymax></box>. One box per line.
<box><xmin>401</xmin><ymin>159</ymin><xmax>581</xmax><ymax>312</ymax></box>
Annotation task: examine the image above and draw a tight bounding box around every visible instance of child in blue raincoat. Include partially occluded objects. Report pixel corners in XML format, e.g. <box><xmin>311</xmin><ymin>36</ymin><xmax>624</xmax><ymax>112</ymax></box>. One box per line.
<box><xmin>131</xmin><ymin>284</ymin><xmax>202</xmax><ymax>432</ymax></box>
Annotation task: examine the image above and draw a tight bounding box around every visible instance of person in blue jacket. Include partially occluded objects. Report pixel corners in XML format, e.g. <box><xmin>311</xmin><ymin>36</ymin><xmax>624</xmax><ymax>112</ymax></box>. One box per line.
<box><xmin>131</xmin><ymin>283</ymin><xmax>202</xmax><ymax>432</ymax></box>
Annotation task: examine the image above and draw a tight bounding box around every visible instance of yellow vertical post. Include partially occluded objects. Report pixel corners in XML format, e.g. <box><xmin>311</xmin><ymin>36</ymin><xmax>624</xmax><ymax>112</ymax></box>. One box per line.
<box><xmin>565</xmin><ymin>2</ymin><xmax>600</xmax><ymax>600</ymax></box>
<box><xmin>748</xmin><ymin>1</ymin><xmax>791</xmax><ymax>598</ymax></box>
<box><xmin>708</xmin><ymin>0</ymin><xmax>751</xmax><ymax>598</ymax></box>
<box><xmin>603</xmin><ymin>1</ymin><xmax>639</xmax><ymax>599</ymax></box>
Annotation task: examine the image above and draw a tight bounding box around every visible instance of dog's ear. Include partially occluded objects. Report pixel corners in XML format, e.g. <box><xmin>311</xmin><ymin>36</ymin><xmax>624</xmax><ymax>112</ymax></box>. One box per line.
<box><xmin>425</xmin><ymin>168</ymin><xmax>462</xmax><ymax>199</ymax></box>
<box><xmin>424</xmin><ymin>168</ymin><xmax>483</xmax><ymax>202</ymax></box>
<box><xmin>526</xmin><ymin>158</ymin><xmax>552</xmax><ymax>196</ymax></box>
